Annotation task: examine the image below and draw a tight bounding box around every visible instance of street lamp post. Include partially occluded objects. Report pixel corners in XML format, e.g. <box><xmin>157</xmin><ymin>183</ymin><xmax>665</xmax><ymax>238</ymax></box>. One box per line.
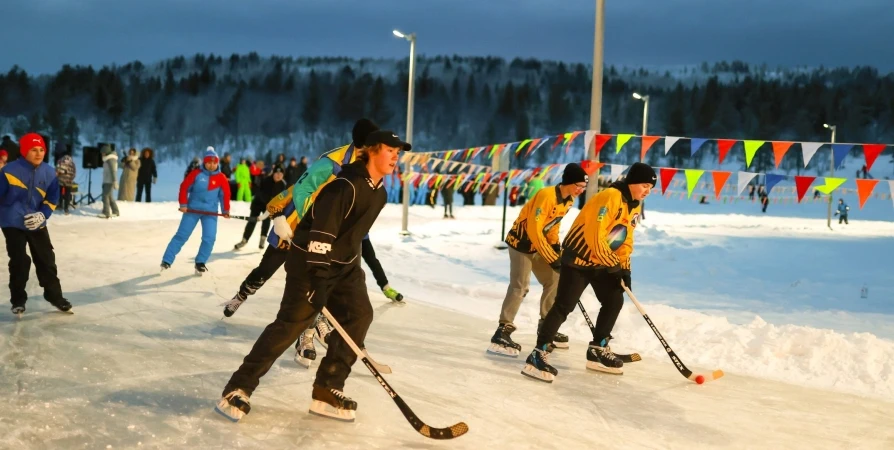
<box><xmin>823</xmin><ymin>123</ymin><xmax>837</xmax><ymax>230</ymax></box>
<box><xmin>586</xmin><ymin>0</ymin><xmax>606</xmax><ymax>201</ymax></box>
<box><xmin>394</xmin><ymin>29</ymin><xmax>416</xmax><ymax>236</ymax></box>
<box><xmin>633</xmin><ymin>92</ymin><xmax>650</xmax><ymax>218</ymax></box>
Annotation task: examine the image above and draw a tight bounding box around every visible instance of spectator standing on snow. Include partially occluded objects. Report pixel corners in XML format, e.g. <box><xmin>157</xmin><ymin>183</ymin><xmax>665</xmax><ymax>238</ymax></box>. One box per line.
<box><xmin>118</xmin><ymin>148</ymin><xmax>140</xmax><ymax>201</ymax></box>
<box><xmin>100</xmin><ymin>145</ymin><xmax>120</xmax><ymax>218</ymax></box>
<box><xmin>836</xmin><ymin>199</ymin><xmax>849</xmax><ymax>224</ymax></box>
<box><xmin>55</xmin><ymin>153</ymin><xmax>76</xmax><ymax>214</ymax></box>
<box><xmin>136</xmin><ymin>148</ymin><xmax>157</xmax><ymax>202</ymax></box>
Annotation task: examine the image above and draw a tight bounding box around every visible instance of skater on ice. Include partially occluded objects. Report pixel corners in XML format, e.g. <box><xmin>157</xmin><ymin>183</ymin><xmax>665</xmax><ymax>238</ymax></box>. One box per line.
<box><xmin>522</xmin><ymin>162</ymin><xmax>656</xmax><ymax>382</ymax></box>
<box><xmin>488</xmin><ymin>162</ymin><xmax>588</xmax><ymax>357</ymax></box>
<box><xmin>160</xmin><ymin>146</ymin><xmax>230</xmax><ymax>274</ymax></box>
<box><xmin>215</xmin><ymin>129</ymin><xmax>410</xmax><ymax>423</ymax></box>
<box><xmin>0</xmin><ymin>133</ymin><xmax>73</xmax><ymax>316</ymax></box>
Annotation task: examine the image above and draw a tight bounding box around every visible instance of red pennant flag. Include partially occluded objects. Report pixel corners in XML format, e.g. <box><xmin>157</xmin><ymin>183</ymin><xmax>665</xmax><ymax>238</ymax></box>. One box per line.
<box><xmin>711</xmin><ymin>171</ymin><xmax>731</xmax><ymax>200</ymax></box>
<box><xmin>593</xmin><ymin>134</ymin><xmax>612</xmax><ymax>157</ymax></box>
<box><xmin>863</xmin><ymin>144</ymin><xmax>886</xmax><ymax>172</ymax></box>
<box><xmin>641</xmin><ymin>136</ymin><xmax>660</xmax><ymax>162</ymax></box>
<box><xmin>717</xmin><ymin>139</ymin><xmax>736</xmax><ymax>164</ymax></box>
<box><xmin>580</xmin><ymin>160</ymin><xmax>604</xmax><ymax>176</ymax></box>
<box><xmin>794</xmin><ymin>176</ymin><xmax>816</xmax><ymax>203</ymax></box>
<box><xmin>772</xmin><ymin>141</ymin><xmax>794</xmax><ymax>168</ymax></box>
<box><xmin>550</xmin><ymin>134</ymin><xmax>564</xmax><ymax>152</ymax></box>
<box><xmin>659</xmin><ymin>168</ymin><xmax>678</xmax><ymax>195</ymax></box>
<box><xmin>856</xmin><ymin>179</ymin><xmax>879</xmax><ymax>209</ymax></box>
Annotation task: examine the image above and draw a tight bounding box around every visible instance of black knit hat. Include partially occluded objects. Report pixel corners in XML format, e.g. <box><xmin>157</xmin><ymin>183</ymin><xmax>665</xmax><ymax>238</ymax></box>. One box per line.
<box><xmin>352</xmin><ymin>118</ymin><xmax>379</xmax><ymax>148</ymax></box>
<box><xmin>625</xmin><ymin>162</ymin><xmax>657</xmax><ymax>186</ymax></box>
<box><xmin>561</xmin><ymin>162</ymin><xmax>588</xmax><ymax>185</ymax></box>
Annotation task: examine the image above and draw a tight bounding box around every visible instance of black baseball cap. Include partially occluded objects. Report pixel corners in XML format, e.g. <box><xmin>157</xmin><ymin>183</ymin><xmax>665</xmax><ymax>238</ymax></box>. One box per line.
<box><xmin>364</xmin><ymin>130</ymin><xmax>412</xmax><ymax>151</ymax></box>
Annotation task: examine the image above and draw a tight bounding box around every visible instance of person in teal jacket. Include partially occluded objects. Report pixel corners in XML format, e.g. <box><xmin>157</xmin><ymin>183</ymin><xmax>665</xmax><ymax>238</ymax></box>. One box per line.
<box><xmin>234</xmin><ymin>159</ymin><xmax>252</xmax><ymax>202</ymax></box>
<box><xmin>836</xmin><ymin>199</ymin><xmax>849</xmax><ymax>224</ymax></box>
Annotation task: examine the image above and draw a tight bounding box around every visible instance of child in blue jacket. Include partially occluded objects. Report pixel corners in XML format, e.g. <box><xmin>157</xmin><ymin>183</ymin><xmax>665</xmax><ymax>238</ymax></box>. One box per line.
<box><xmin>161</xmin><ymin>147</ymin><xmax>231</xmax><ymax>274</ymax></box>
<box><xmin>0</xmin><ymin>133</ymin><xmax>72</xmax><ymax>316</ymax></box>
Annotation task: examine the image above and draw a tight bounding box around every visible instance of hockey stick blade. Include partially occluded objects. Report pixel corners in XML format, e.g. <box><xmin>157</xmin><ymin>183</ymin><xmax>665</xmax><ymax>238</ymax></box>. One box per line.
<box><xmin>363</xmin><ymin>350</ymin><xmax>392</xmax><ymax>374</ymax></box>
<box><xmin>621</xmin><ymin>283</ymin><xmax>724</xmax><ymax>384</ymax></box>
<box><xmin>578</xmin><ymin>300</ymin><xmax>641</xmax><ymax>363</ymax></box>
<box><xmin>321</xmin><ymin>307</ymin><xmax>468</xmax><ymax>439</ymax></box>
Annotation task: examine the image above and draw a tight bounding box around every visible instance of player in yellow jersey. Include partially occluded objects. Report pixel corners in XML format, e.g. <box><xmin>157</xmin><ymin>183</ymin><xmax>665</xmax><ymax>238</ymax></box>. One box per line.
<box><xmin>521</xmin><ymin>162</ymin><xmax>656</xmax><ymax>382</ymax></box>
<box><xmin>487</xmin><ymin>163</ymin><xmax>588</xmax><ymax>357</ymax></box>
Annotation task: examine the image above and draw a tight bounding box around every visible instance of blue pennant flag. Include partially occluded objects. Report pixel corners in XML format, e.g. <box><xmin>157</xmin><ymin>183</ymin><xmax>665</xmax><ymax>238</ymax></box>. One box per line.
<box><xmin>832</xmin><ymin>144</ymin><xmax>852</xmax><ymax>169</ymax></box>
<box><xmin>690</xmin><ymin>138</ymin><xmax>708</xmax><ymax>156</ymax></box>
<box><xmin>765</xmin><ymin>174</ymin><xmax>786</xmax><ymax>193</ymax></box>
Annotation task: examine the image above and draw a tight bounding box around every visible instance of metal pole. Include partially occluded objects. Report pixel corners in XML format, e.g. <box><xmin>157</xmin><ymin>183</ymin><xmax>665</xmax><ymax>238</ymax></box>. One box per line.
<box><xmin>400</xmin><ymin>34</ymin><xmax>416</xmax><ymax>236</ymax></box>
<box><xmin>586</xmin><ymin>0</ymin><xmax>605</xmax><ymax>201</ymax></box>
<box><xmin>641</xmin><ymin>95</ymin><xmax>649</xmax><ymax>218</ymax></box>
<box><xmin>826</xmin><ymin>126</ymin><xmax>836</xmax><ymax>230</ymax></box>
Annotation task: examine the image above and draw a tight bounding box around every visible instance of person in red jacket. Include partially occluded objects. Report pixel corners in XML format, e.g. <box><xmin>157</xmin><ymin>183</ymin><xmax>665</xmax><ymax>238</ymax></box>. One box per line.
<box><xmin>161</xmin><ymin>147</ymin><xmax>230</xmax><ymax>275</ymax></box>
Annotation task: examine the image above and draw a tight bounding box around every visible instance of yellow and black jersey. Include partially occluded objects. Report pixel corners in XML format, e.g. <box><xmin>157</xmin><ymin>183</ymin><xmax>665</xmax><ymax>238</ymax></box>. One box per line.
<box><xmin>562</xmin><ymin>185</ymin><xmax>641</xmax><ymax>270</ymax></box>
<box><xmin>504</xmin><ymin>185</ymin><xmax>573</xmax><ymax>264</ymax></box>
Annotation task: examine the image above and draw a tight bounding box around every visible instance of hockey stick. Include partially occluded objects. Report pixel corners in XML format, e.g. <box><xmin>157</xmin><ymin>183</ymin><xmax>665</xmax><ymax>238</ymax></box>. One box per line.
<box><xmin>620</xmin><ymin>282</ymin><xmax>724</xmax><ymax>384</ymax></box>
<box><xmin>577</xmin><ymin>300</ymin><xmax>641</xmax><ymax>363</ymax></box>
<box><xmin>184</xmin><ymin>208</ymin><xmax>265</xmax><ymax>222</ymax></box>
<box><xmin>319</xmin><ymin>307</ymin><xmax>468</xmax><ymax>440</ymax></box>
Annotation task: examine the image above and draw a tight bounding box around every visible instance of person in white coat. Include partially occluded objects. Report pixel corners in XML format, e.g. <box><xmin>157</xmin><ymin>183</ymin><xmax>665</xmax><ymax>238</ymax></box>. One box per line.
<box><xmin>101</xmin><ymin>145</ymin><xmax>119</xmax><ymax>218</ymax></box>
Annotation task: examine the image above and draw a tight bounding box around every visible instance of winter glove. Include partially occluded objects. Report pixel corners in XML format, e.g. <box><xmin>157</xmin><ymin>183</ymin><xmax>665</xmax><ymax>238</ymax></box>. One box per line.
<box><xmin>257</xmin><ymin>211</ymin><xmax>270</xmax><ymax>221</ymax></box>
<box><xmin>273</xmin><ymin>215</ymin><xmax>293</xmax><ymax>240</ymax></box>
<box><xmin>306</xmin><ymin>278</ymin><xmax>330</xmax><ymax>312</ymax></box>
<box><xmin>619</xmin><ymin>269</ymin><xmax>632</xmax><ymax>290</ymax></box>
<box><xmin>23</xmin><ymin>212</ymin><xmax>46</xmax><ymax>230</ymax></box>
<box><xmin>113</xmin><ymin>182</ymin><xmax>119</xmax><ymax>190</ymax></box>
<box><xmin>152</xmin><ymin>177</ymin><xmax>157</xmax><ymax>184</ymax></box>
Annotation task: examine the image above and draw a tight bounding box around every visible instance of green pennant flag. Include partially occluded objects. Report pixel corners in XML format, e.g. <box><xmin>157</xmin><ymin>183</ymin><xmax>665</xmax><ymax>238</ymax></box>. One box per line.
<box><xmin>615</xmin><ymin>134</ymin><xmax>635</xmax><ymax>153</ymax></box>
<box><xmin>744</xmin><ymin>140</ymin><xmax>764</xmax><ymax>168</ymax></box>
<box><xmin>685</xmin><ymin>169</ymin><xmax>705</xmax><ymax>199</ymax></box>
<box><xmin>815</xmin><ymin>177</ymin><xmax>846</xmax><ymax>195</ymax></box>
<box><xmin>516</xmin><ymin>139</ymin><xmax>532</xmax><ymax>155</ymax></box>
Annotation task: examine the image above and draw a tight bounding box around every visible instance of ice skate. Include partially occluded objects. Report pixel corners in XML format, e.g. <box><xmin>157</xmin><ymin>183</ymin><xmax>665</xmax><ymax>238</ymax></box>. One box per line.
<box><xmin>214</xmin><ymin>389</ymin><xmax>251</xmax><ymax>422</ymax></box>
<box><xmin>521</xmin><ymin>343</ymin><xmax>558</xmax><ymax>382</ymax></box>
<box><xmin>586</xmin><ymin>338</ymin><xmax>624</xmax><ymax>375</ymax></box>
<box><xmin>195</xmin><ymin>263</ymin><xmax>208</xmax><ymax>276</ymax></box>
<box><xmin>234</xmin><ymin>239</ymin><xmax>248</xmax><ymax>250</ymax></box>
<box><xmin>222</xmin><ymin>293</ymin><xmax>246</xmax><ymax>318</ymax></box>
<box><xmin>313</xmin><ymin>314</ymin><xmax>333</xmax><ymax>349</ymax></box>
<box><xmin>294</xmin><ymin>328</ymin><xmax>316</xmax><ymax>368</ymax></box>
<box><xmin>11</xmin><ymin>305</ymin><xmax>25</xmax><ymax>319</ymax></box>
<box><xmin>487</xmin><ymin>323</ymin><xmax>522</xmax><ymax>357</ymax></box>
<box><xmin>309</xmin><ymin>385</ymin><xmax>357</xmax><ymax>422</ymax></box>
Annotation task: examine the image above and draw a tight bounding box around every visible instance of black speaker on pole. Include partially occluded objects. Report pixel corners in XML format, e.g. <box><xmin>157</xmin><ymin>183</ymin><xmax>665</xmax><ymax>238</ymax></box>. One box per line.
<box><xmin>83</xmin><ymin>146</ymin><xmax>102</xmax><ymax>169</ymax></box>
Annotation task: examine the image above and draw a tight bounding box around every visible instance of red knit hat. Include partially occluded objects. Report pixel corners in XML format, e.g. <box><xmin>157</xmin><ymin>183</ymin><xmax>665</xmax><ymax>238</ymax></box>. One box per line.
<box><xmin>0</xmin><ymin>150</ymin><xmax>7</xmax><ymax>158</ymax></box>
<box><xmin>19</xmin><ymin>133</ymin><xmax>46</xmax><ymax>157</ymax></box>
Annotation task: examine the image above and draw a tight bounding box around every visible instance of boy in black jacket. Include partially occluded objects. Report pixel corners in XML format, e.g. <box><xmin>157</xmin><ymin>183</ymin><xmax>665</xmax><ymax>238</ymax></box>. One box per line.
<box><xmin>235</xmin><ymin>166</ymin><xmax>287</xmax><ymax>250</ymax></box>
<box><xmin>216</xmin><ymin>130</ymin><xmax>410</xmax><ymax>423</ymax></box>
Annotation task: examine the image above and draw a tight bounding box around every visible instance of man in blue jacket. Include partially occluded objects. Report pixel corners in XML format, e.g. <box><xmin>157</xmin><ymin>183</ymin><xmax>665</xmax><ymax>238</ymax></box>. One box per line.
<box><xmin>0</xmin><ymin>133</ymin><xmax>73</xmax><ymax>316</ymax></box>
<box><xmin>161</xmin><ymin>147</ymin><xmax>231</xmax><ymax>274</ymax></box>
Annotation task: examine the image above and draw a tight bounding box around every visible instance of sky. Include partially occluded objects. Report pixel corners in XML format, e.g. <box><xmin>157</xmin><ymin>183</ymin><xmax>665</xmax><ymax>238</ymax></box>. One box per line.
<box><xmin>4</xmin><ymin>0</ymin><xmax>893</xmax><ymax>75</ymax></box>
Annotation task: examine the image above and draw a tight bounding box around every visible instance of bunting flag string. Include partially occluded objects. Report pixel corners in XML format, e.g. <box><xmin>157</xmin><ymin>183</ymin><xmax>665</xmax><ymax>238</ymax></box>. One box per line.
<box><xmin>772</xmin><ymin>141</ymin><xmax>794</xmax><ymax>168</ymax></box>
<box><xmin>794</xmin><ymin>176</ymin><xmax>816</xmax><ymax>202</ymax></box>
<box><xmin>744</xmin><ymin>141</ymin><xmax>765</xmax><ymax>168</ymax></box>
<box><xmin>711</xmin><ymin>171</ymin><xmax>731</xmax><ymax>200</ymax></box>
<box><xmin>737</xmin><ymin>171</ymin><xmax>758</xmax><ymax>195</ymax></box>
<box><xmin>660</xmin><ymin>168</ymin><xmax>678</xmax><ymax>195</ymax></box>
<box><xmin>717</xmin><ymin>139</ymin><xmax>736</xmax><ymax>165</ymax></box>
<box><xmin>855</xmin><ymin>179</ymin><xmax>879</xmax><ymax>209</ymax></box>
<box><xmin>684</xmin><ymin>169</ymin><xmax>705</xmax><ymax>199</ymax></box>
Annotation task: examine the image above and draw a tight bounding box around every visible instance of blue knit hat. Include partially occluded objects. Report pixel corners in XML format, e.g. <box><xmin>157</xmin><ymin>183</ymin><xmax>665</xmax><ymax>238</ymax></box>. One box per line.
<box><xmin>203</xmin><ymin>146</ymin><xmax>219</xmax><ymax>164</ymax></box>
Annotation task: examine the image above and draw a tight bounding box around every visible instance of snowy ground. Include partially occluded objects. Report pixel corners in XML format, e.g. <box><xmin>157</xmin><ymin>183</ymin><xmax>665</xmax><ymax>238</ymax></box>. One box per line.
<box><xmin>1</xmin><ymin>189</ymin><xmax>893</xmax><ymax>448</ymax></box>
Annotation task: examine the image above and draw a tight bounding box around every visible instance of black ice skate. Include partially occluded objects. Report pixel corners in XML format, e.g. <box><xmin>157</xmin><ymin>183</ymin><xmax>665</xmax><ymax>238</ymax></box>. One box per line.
<box><xmin>586</xmin><ymin>338</ymin><xmax>624</xmax><ymax>375</ymax></box>
<box><xmin>487</xmin><ymin>323</ymin><xmax>522</xmax><ymax>357</ymax></box>
<box><xmin>214</xmin><ymin>388</ymin><xmax>251</xmax><ymax>422</ymax></box>
<box><xmin>195</xmin><ymin>263</ymin><xmax>208</xmax><ymax>276</ymax></box>
<box><xmin>11</xmin><ymin>305</ymin><xmax>25</xmax><ymax>318</ymax></box>
<box><xmin>50</xmin><ymin>298</ymin><xmax>73</xmax><ymax>314</ymax></box>
<box><xmin>160</xmin><ymin>262</ymin><xmax>171</xmax><ymax>273</ymax></box>
<box><xmin>234</xmin><ymin>239</ymin><xmax>248</xmax><ymax>250</ymax></box>
<box><xmin>538</xmin><ymin>319</ymin><xmax>569</xmax><ymax>349</ymax></box>
<box><xmin>521</xmin><ymin>343</ymin><xmax>558</xmax><ymax>382</ymax></box>
<box><xmin>258</xmin><ymin>235</ymin><xmax>266</xmax><ymax>249</ymax></box>
<box><xmin>294</xmin><ymin>328</ymin><xmax>316</xmax><ymax>368</ymax></box>
<box><xmin>309</xmin><ymin>385</ymin><xmax>357</xmax><ymax>422</ymax></box>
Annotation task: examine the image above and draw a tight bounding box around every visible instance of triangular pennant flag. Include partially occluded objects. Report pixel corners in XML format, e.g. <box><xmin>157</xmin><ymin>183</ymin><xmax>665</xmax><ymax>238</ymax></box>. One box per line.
<box><xmin>641</xmin><ymin>136</ymin><xmax>660</xmax><ymax>161</ymax></box>
<box><xmin>525</xmin><ymin>138</ymin><xmax>543</xmax><ymax>157</ymax></box>
<box><xmin>615</xmin><ymin>134</ymin><xmax>635</xmax><ymax>154</ymax></box>
<box><xmin>580</xmin><ymin>160</ymin><xmax>604</xmax><ymax>176</ymax></box>
<box><xmin>684</xmin><ymin>169</ymin><xmax>705</xmax><ymax>199</ymax></box>
<box><xmin>801</xmin><ymin>142</ymin><xmax>823</xmax><ymax>167</ymax></box>
<box><xmin>659</xmin><ymin>168</ymin><xmax>678</xmax><ymax>195</ymax></box>
<box><xmin>772</xmin><ymin>141</ymin><xmax>794</xmax><ymax>168</ymax></box>
<box><xmin>550</xmin><ymin>135</ymin><xmax>564</xmax><ymax>152</ymax></box>
<box><xmin>889</xmin><ymin>181</ymin><xmax>894</xmax><ymax>211</ymax></box>
<box><xmin>794</xmin><ymin>176</ymin><xmax>816</xmax><ymax>202</ymax></box>
<box><xmin>515</xmin><ymin>139</ymin><xmax>532</xmax><ymax>155</ymax></box>
<box><xmin>690</xmin><ymin>138</ymin><xmax>708</xmax><ymax>156</ymax></box>
<box><xmin>743</xmin><ymin>140</ymin><xmax>764</xmax><ymax>168</ymax></box>
<box><xmin>717</xmin><ymin>139</ymin><xmax>736</xmax><ymax>165</ymax></box>
<box><xmin>711</xmin><ymin>171</ymin><xmax>731</xmax><ymax>200</ymax></box>
<box><xmin>584</xmin><ymin>131</ymin><xmax>597</xmax><ymax>155</ymax></box>
<box><xmin>814</xmin><ymin>177</ymin><xmax>846</xmax><ymax>195</ymax></box>
<box><xmin>664</xmin><ymin>136</ymin><xmax>681</xmax><ymax>155</ymax></box>
<box><xmin>593</xmin><ymin>134</ymin><xmax>612</xmax><ymax>157</ymax></box>
<box><xmin>855</xmin><ymin>179</ymin><xmax>879</xmax><ymax>209</ymax></box>
<box><xmin>764</xmin><ymin>174</ymin><xmax>785</xmax><ymax>193</ymax></box>
<box><xmin>737</xmin><ymin>171</ymin><xmax>758</xmax><ymax>195</ymax></box>
<box><xmin>863</xmin><ymin>144</ymin><xmax>886</xmax><ymax>172</ymax></box>
<box><xmin>831</xmin><ymin>144</ymin><xmax>852</xmax><ymax>169</ymax></box>
<box><xmin>610</xmin><ymin>164</ymin><xmax>628</xmax><ymax>181</ymax></box>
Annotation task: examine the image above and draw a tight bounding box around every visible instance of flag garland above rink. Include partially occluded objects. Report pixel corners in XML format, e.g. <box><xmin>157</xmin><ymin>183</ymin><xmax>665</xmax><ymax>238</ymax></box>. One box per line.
<box><xmin>399</xmin><ymin>154</ymin><xmax>894</xmax><ymax>210</ymax></box>
<box><xmin>412</xmin><ymin>131</ymin><xmax>892</xmax><ymax>173</ymax></box>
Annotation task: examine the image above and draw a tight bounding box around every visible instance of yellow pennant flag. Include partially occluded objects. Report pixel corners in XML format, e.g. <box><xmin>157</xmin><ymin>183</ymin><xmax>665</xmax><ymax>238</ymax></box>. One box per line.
<box><xmin>684</xmin><ymin>169</ymin><xmax>705</xmax><ymax>198</ymax></box>
<box><xmin>814</xmin><ymin>177</ymin><xmax>846</xmax><ymax>195</ymax></box>
<box><xmin>615</xmin><ymin>134</ymin><xmax>635</xmax><ymax>153</ymax></box>
<box><xmin>515</xmin><ymin>139</ymin><xmax>532</xmax><ymax>155</ymax></box>
<box><xmin>743</xmin><ymin>140</ymin><xmax>764</xmax><ymax>168</ymax></box>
